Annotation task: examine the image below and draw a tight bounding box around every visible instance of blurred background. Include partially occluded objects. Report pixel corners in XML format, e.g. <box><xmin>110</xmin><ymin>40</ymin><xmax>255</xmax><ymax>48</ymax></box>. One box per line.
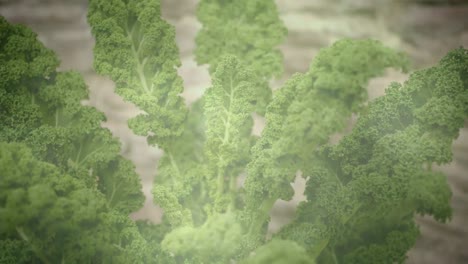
<box><xmin>0</xmin><ymin>0</ymin><xmax>467</xmax><ymax>263</ymax></box>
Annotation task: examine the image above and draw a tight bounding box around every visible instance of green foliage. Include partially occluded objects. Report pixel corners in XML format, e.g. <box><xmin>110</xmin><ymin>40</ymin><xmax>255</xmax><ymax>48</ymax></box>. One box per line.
<box><xmin>195</xmin><ymin>0</ymin><xmax>287</xmax><ymax>115</ymax></box>
<box><xmin>0</xmin><ymin>15</ymin><xmax>160</xmax><ymax>263</ymax></box>
<box><xmin>1</xmin><ymin>0</ymin><xmax>467</xmax><ymax>263</ymax></box>
<box><xmin>0</xmin><ymin>239</ymin><xmax>36</xmax><ymax>264</ymax></box>
<box><xmin>195</xmin><ymin>0</ymin><xmax>286</xmax><ymax>79</ymax></box>
<box><xmin>0</xmin><ymin>142</ymin><xmax>163</xmax><ymax>263</ymax></box>
<box><xmin>202</xmin><ymin>55</ymin><xmax>258</xmax><ymax>212</ymax></box>
<box><xmin>162</xmin><ymin>212</ymin><xmax>242</xmax><ymax>263</ymax></box>
<box><xmin>241</xmin><ymin>39</ymin><xmax>410</xmax><ymax>240</ymax></box>
<box><xmin>87</xmin><ymin>0</ymin><xmax>186</xmax><ymax>150</ymax></box>
<box><xmin>241</xmin><ymin>239</ymin><xmax>315</xmax><ymax>264</ymax></box>
<box><xmin>277</xmin><ymin>47</ymin><xmax>467</xmax><ymax>263</ymax></box>
<box><xmin>0</xmin><ymin>16</ymin><xmax>144</xmax><ymax>215</ymax></box>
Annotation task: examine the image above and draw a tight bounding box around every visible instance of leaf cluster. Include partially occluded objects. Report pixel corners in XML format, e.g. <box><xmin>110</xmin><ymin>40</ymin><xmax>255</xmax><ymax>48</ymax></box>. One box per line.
<box><xmin>1</xmin><ymin>0</ymin><xmax>467</xmax><ymax>263</ymax></box>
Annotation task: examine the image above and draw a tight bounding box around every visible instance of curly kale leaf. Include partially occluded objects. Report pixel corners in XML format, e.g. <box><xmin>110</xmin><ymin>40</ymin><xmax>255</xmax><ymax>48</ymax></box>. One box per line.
<box><xmin>195</xmin><ymin>0</ymin><xmax>287</xmax><ymax>80</ymax></box>
<box><xmin>88</xmin><ymin>0</ymin><xmax>187</xmax><ymax>150</ymax></box>
<box><xmin>0</xmin><ymin>16</ymin><xmax>58</xmax><ymax>142</ymax></box>
<box><xmin>0</xmin><ymin>239</ymin><xmax>37</xmax><ymax>264</ymax></box>
<box><xmin>195</xmin><ymin>0</ymin><xmax>287</xmax><ymax>114</ymax></box>
<box><xmin>162</xmin><ymin>212</ymin><xmax>242</xmax><ymax>264</ymax></box>
<box><xmin>242</xmin><ymin>39</ymin><xmax>409</xmax><ymax>238</ymax></box>
<box><xmin>241</xmin><ymin>239</ymin><xmax>315</xmax><ymax>264</ymax></box>
<box><xmin>88</xmin><ymin>1</ymin><xmax>202</xmax><ymax>231</ymax></box>
<box><xmin>203</xmin><ymin>55</ymin><xmax>258</xmax><ymax>212</ymax></box>
<box><xmin>278</xmin><ymin>48</ymin><xmax>467</xmax><ymax>263</ymax></box>
<box><xmin>0</xmin><ymin>142</ymin><xmax>162</xmax><ymax>263</ymax></box>
<box><xmin>0</xmin><ymin>16</ymin><xmax>144</xmax><ymax>214</ymax></box>
<box><xmin>151</xmin><ymin>99</ymin><xmax>207</xmax><ymax>227</ymax></box>
<box><xmin>195</xmin><ymin>0</ymin><xmax>287</xmax><ymax>115</ymax></box>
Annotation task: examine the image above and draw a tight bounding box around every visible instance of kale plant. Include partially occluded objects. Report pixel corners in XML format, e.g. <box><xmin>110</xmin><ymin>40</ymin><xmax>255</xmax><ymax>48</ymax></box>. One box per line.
<box><xmin>1</xmin><ymin>0</ymin><xmax>467</xmax><ymax>263</ymax></box>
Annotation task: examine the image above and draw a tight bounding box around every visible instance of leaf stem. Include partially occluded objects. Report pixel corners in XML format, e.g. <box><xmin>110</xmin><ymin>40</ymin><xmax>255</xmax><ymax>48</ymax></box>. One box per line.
<box><xmin>126</xmin><ymin>24</ymin><xmax>151</xmax><ymax>94</ymax></box>
<box><xmin>216</xmin><ymin>76</ymin><xmax>235</xmax><ymax>198</ymax></box>
<box><xmin>248</xmin><ymin>196</ymin><xmax>277</xmax><ymax>235</ymax></box>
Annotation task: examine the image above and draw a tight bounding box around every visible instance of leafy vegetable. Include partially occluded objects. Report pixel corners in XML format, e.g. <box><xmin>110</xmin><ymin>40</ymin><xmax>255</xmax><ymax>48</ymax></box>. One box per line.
<box><xmin>0</xmin><ymin>15</ymin><xmax>164</xmax><ymax>263</ymax></box>
<box><xmin>241</xmin><ymin>40</ymin><xmax>410</xmax><ymax>244</ymax></box>
<box><xmin>0</xmin><ymin>16</ymin><xmax>144</xmax><ymax>214</ymax></box>
<box><xmin>277</xmin><ymin>47</ymin><xmax>468</xmax><ymax>263</ymax></box>
<box><xmin>195</xmin><ymin>0</ymin><xmax>287</xmax><ymax>114</ymax></box>
<box><xmin>1</xmin><ymin>0</ymin><xmax>467</xmax><ymax>263</ymax></box>
<box><xmin>242</xmin><ymin>239</ymin><xmax>315</xmax><ymax>264</ymax></box>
